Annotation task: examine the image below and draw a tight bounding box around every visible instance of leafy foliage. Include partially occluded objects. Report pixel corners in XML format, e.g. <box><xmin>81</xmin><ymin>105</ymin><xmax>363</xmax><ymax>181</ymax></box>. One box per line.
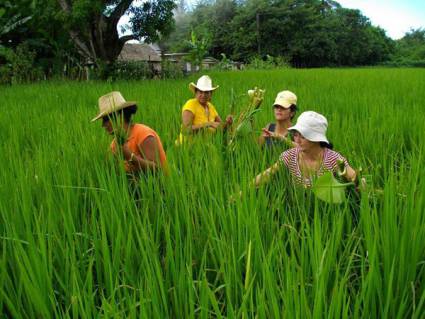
<box><xmin>53</xmin><ymin>0</ymin><xmax>175</xmax><ymax>65</ymax></box>
<box><xmin>312</xmin><ymin>172</ymin><xmax>353</xmax><ymax>204</ymax></box>
<box><xmin>185</xmin><ymin>30</ymin><xmax>210</xmax><ymax>69</ymax></box>
<box><xmin>389</xmin><ymin>28</ymin><xmax>425</xmax><ymax>67</ymax></box>
<box><xmin>0</xmin><ymin>43</ymin><xmax>44</xmax><ymax>84</ymax></box>
<box><xmin>164</xmin><ymin>0</ymin><xmax>395</xmax><ymax>67</ymax></box>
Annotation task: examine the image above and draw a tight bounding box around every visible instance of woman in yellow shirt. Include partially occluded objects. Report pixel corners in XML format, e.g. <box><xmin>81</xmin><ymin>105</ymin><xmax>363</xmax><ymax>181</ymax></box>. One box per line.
<box><xmin>177</xmin><ymin>75</ymin><xmax>233</xmax><ymax>144</ymax></box>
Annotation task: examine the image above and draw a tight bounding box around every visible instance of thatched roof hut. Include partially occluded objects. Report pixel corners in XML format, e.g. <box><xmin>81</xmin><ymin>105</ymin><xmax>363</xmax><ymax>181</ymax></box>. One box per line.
<box><xmin>118</xmin><ymin>43</ymin><xmax>162</xmax><ymax>62</ymax></box>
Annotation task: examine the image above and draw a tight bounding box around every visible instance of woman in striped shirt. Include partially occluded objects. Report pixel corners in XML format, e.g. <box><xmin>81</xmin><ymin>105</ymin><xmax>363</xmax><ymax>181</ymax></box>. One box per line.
<box><xmin>254</xmin><ymin>111</ymin><xmax>357</xmax><ymax>188</ymax></box>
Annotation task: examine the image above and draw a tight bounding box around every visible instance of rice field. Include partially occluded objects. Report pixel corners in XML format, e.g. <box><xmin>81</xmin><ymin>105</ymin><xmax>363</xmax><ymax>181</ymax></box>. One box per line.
<box><xmin>1</xmin><ymin>68</ymin><xmax>424</xmax><ymax>318</ymax></box>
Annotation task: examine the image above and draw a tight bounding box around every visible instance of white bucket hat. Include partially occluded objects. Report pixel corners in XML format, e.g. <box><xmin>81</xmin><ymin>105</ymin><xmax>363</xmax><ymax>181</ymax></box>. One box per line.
<box><xmin>288</xmin><ymin>111</ymin><xmax>329</xmax><ymax>143</ymax></box>
<box><xmin>91</xmin><ymin>91</ymin><xmax>137</xmax><ymax>122</ymax></box>
<box><xmin>189</xmin><ymin>75</ymin><xmax>219</xmax><ymax>94</ymax></box>
<box><xmin>273</xmin><ymin>90</ymin><xmax>297</xmax><ymax>108</ymax></box>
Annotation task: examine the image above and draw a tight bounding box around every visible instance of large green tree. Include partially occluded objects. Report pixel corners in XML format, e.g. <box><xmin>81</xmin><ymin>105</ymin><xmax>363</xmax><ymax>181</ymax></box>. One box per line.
<box><xmin>56</xmin><ymin>0</ymin><xmax>176</xmax><ymax>65</ymax></box>
<box><xmin>168</xmin><ymin>0</ymin><xmax>394</xmax><ymax>67</ymax></box>
<box><xmin>392</xmin><ymin>28</ymin><xmax>425</xmax><ymax>65</ymax></box>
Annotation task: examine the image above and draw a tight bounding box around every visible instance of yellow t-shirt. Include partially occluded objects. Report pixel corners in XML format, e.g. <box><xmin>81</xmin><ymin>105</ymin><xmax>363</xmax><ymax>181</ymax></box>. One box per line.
<box><xmin>177</xmin><ymin>98</ymin><xmax>220</xmax><ymax>144</ymax></box>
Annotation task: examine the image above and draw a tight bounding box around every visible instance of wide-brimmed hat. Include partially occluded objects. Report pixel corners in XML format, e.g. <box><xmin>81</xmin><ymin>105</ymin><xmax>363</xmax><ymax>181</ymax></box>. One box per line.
<box><xmin>273</xmin><ymin>90</ymin><xmax>297</xmax><ymax>108</ymax></box>
<box><xmin>189</xmin><ymin>75</ymin><xmax>219</xmax><ymax>94</ymax></box>
<box><xmin>288</xmin><ymin>111</ymin><xmax>329</xmax><ymax>143</ymax></box>
<box><xmin>91</xmin><ymin>91</ymin><xmax>137</xmax><ymax>122</ymax></box>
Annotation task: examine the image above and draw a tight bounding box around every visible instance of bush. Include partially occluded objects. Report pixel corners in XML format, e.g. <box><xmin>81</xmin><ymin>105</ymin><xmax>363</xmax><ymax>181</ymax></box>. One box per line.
<box><xmin>381</xmin><ymin>59</ymin><xmax>425</xmax><ymax>68</ymax></box>
<box><xmin>0</xmin><ymin>43</ymin><xmax>44</xmax><ymax>85</ymax></box>
<box><xmin>213</xmin><ymin>53</ymin><xmax>234</xmax><ymax>71</ymax></box>
<box><xmin>160</xmin><ymin>60</ymin><xmax>184</xmax><ymax>79</ymax></box>
<box><xmin>107</xmin><ymin>61</ymin><xmax>155</xmax><ymax>81</ymax></box>
<box><xmin>245</xmin><ymin>55</ymin><xmax>291</xmax><ymax>70</ymax></box>
<box><xmin>0</xmin><ymin>63</ymin><xmax>12</xmax><ymax>85</ymax></box>
<box><xmin>103</xmin><ymin>60</ymin><xmax>184</xmax><ymax>81</ymax></box>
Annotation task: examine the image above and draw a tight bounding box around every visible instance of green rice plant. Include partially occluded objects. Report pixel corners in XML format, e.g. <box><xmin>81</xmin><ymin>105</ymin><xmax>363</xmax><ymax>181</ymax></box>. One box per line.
<box><xmin>0</xmin><ymin>68</ymin><xmax>424</xmax><ymax>318</ymax></box>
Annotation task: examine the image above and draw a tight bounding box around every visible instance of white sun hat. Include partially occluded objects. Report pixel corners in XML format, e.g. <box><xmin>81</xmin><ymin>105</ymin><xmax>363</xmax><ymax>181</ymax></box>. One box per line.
<box><xmin>288</xmin><ymin>111</ymin><xmax>329</xmax><ymax>143</ymax></box>
<box><xmin>189</xmin><ymin>75</ymin><xmax>219</xmax><ymax>93</ymax></box>
<box><xmin>273</xmin><ymin>90</ymin><xmax>297</xmax><ymax>108</ymax></box>
<box><xmin>91</xmin><ymin>91</ymin><xmax>137</xmax><ymax>122</ymax></box>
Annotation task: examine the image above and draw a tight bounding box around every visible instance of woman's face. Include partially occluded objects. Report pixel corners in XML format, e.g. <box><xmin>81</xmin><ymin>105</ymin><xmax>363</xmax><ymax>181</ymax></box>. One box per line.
<box><xmin>102</xmin><ymin>117</ymin><xmax>114</xmax><ymax>134</ymax></box>
<box><xmin>273</xmin><ymin>105</ymin><xmax>293</xmax><ymax>121</ymax></box>
<box><xmin>102</xmin><ymin>115</ymin><xmax>124</xmax><ymax>135</ymax></box>
<box><xmin>195</xmin><ymin>89</ymin><xmax>212</xmax><ymax>105</ymax></box>
<box><xmin>293</xmin><ymin>131</ymin><xmax>316</xmax><ymax>151</ymax></box>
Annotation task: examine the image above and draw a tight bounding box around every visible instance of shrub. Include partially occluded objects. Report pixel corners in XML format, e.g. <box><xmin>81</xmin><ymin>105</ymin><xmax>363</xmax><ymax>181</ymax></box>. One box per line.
<box><xmin>161</xmin><ymin>59</ymin><xmax>184</xmax><ymax>79</ymax></box>
<box><xmin>245</xmin><ymin>55</ymin><xmax>290</xmax><ymax>70</ymax></box>
<box><xmin>0</xmin><ymin>43</ymin><xmax>44</xmax><ymax>85</ymax></box>
<box><xmin>213</xmin><ymin>53</ymin><xmax>234</xmax><ymax>71</ymax></box>
<box><xmin>108</xmin><ymin>61</ymin><xmax>155</xmax><ymax>81</ymax></box>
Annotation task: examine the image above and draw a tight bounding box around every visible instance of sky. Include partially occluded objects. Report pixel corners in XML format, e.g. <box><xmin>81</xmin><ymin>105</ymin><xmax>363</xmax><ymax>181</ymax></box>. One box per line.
<box><xmin>337</xmin><ymin>0</ymin><xmax>424</xmax><ymax>39</ymax></box>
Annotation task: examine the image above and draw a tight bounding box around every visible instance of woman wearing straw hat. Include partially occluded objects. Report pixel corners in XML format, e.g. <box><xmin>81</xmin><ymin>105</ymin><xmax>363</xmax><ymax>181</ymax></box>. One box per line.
<box><xmin>259</xmin><ymin>90</ymin><xmax>297</xmax><ymax>148</ymax></box>
<box><xmin>92</xmin><ymin>91</ymin><xmax>168</xmax><ymax>174</ymax></box>
<box><xmin>254</xmin><ymin>111</ymin><xmax>357</xmax><ymax>188</ymax></box>
<box><xmin>177</xmin><ymin>75</ymin><xmax>233</xmax><ymax>144</ymax></box>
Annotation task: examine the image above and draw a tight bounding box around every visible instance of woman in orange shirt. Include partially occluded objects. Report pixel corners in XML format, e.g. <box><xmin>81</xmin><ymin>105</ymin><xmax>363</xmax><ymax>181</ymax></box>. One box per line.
<box><xmin>92</xmin><ymin>91</ymin><xmax>167</xmax><ymax>174</ymax></box>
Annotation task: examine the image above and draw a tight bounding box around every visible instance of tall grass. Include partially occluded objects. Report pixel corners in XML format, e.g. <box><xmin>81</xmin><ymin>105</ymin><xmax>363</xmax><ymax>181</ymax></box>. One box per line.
<box><xmin>0</xmin><ymin>68</ymin><xmax>424</xmax><ymax>317</ymax></box>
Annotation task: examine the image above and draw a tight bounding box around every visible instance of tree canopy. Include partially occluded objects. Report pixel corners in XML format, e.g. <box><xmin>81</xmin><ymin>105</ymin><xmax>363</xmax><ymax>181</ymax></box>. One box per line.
<box><xmin>164</xmin><ymin>0</ymin><xmax>395</xmax><ymax>67</ymax></box>
<box><xmin>0</xmin><ymin>0</ymin><xmax>423</xmax><ymax>83</ymax></box>
<box><xmin>390</xmin><ymin>28</ymin><xmax>425</xmax><ymax>66</ymax></box>
<box><xmin>56</xmin><ymin>0</ymin><xmax>176</xmax><ymax>65</ymax></box>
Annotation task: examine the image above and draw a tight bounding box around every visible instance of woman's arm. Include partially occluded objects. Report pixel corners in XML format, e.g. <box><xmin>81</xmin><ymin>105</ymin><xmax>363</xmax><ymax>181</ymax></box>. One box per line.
<box><xmin>344</xmin><ymin>165</ymin><xmax>357</xmax><ymax>183</ymax></box>
<box><xmin>336</xmin><ymin>159</ymin><xmax>357</xmax><ymax>183</ymax></box>
<box><xmin>182</xmin><ymin>110</ymin><xmax>217</xmax><ymax>133</ymax></box>
<box><xmin>253</xmin><ymin>161</ymin><xmax>281</xmax><ymax>187</ymax></box>
<box><xmin>122</xmin><ymin>137</ymin><xmax>160</xmax><ymax>173</ymax></box>
<box><xmin>258</xmin><ymin>123</ymin><xmax>272</xmax><ymax>146</ymax></box>
<box><xmin>214</xmin><ymin>115</ymin><xmax>233</xmax><ymax>130</ymax></box>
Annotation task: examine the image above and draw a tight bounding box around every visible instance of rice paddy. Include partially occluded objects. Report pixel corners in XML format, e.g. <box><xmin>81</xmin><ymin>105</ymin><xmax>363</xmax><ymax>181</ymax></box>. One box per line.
<box><xmin>1</xmin><ymin>68</ymin><xmax>424</xmax><ymax>317</ymax></box>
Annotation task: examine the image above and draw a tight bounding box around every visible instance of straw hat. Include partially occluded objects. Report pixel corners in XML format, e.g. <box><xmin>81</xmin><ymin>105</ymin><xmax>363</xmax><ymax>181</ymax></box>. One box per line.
<box><xmin>91</xmin><ymin>91</ymin><xmax>137</xmax><ymax>122</ymax></box>
<box><xmin>189</xmin><ymin>75</ymin><xmax>219</xmax><ymax>94</ymax></box>
<box><xmin>273</xmin><ymin>90</ymin><xmax>297</xmax><ymax>108</ymax></box>
<box><xmin>288</xmin><ymin>111</ymin><xmax>329</xmax><ymax>143</ymax></box>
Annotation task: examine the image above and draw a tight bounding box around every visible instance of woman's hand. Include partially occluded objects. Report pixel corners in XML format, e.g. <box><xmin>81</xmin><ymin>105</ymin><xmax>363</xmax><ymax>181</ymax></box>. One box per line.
<box><xmin>209</xmin><ymin>121</ymin><xmax>221</xmax><ymax>129</ymax></box>
<box><xmin>262</xmin><ymin>128</ymin><xmax>285</xmax><ymax>140</ymax></box>
<box><xmin>225</xmin><ymin>115</ymin><xmax>233</xmax><ymax>126</ymax></box>
<box><xmin>121</xmin><ymin>143</ymin><xmax>133</xmax><ymax>161</ymax></box>
<box><xmin>115</xmin><ymin>128</ymin><xmax>128</xmax><ymax>146</ymax></box>
<box><xmin>261</xmin><ymin>128</ymin><xmax>273</xmax><ymax>137</ymax></box>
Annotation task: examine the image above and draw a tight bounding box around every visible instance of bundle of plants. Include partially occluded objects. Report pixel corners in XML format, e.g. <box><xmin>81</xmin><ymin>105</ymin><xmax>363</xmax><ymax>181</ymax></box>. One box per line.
<box><xmin>228</xmin><ymin>87</ymin><xmax>265</xmax><ymax>150</ymax></box>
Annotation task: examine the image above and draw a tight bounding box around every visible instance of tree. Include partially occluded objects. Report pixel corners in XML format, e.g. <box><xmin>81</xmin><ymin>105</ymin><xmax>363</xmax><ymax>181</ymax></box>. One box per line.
<box><xmin>391</xmin><ymin>28</ymin><xmax>425</xmax><ymax>65</ymax></box>
<box><xmin>56</xmin><ymin>0</ymin><xmax>176</xmax><ymax>66</ymax></box>
<box><xmin>186</xmin><ymin>30</ymin><xmax>210</xmax><ymax>69</ymax></box>
<box><xmin>159</xmin><ymin>0</ymin><xmax>192</xmax><ymax>53</ymax></box>
<box><xmin>0</xmin><ymin>1</ymin><xmax>32</xmax><ymax>51</ymax></box>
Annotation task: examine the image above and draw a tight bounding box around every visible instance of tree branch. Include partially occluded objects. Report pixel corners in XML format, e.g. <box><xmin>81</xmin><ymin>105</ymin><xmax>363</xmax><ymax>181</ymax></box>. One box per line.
<box><xmin>57</xmin><ymin>0</ymin><xmax>71</xmax><ymax>14</ymax></box>
<box><xmin>110</xmin><ymin>0</ymin><xmax>133</xmax><ymax>24</ymax></box>
<box><xmin>119</xmin><ymin>34</ymin><xmax>138</xmax><ymax>44</ymax></box>
<box><xmin>69</xmin><ymin>30</ymin><xmax>94</xmax><ymax>60</ymax></box>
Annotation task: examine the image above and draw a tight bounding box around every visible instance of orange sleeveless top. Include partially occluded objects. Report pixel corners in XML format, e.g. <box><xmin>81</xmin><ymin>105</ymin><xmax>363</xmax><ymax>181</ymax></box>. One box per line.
<box><xmin>111</xmin><ymin>124</ymin><xmax>167</xmax><ymax>172</ymax></box>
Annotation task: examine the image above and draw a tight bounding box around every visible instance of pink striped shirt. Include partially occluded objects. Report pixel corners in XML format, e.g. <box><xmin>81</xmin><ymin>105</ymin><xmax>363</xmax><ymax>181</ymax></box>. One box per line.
<box><xmin>279</xmin><ymin>147</ymin><xmax>349</xmax><ymax>187</ymax></box>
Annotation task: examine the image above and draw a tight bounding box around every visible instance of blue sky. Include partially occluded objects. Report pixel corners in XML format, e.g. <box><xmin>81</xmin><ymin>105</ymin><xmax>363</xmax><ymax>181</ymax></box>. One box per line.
<box><xmin>337</xmin><ymin>0</ymin><xmax>424</xmax><ymax>39</ymax></box>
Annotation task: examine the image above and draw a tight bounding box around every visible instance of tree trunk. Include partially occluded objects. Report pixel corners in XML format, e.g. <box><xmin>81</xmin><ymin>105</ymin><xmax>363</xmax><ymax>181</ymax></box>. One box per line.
<box><xmin>57</xmin><ymin>0</ymin><xmax>136</xmax><ymax>66</ymax></box>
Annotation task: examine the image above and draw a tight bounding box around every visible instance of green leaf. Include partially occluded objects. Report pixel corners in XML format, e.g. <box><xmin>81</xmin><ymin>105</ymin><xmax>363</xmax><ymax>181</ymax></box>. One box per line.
<box><xmin>312</xmin><ymin>172</ymin><xmax>353</xmax><ymax>204</ymax></box>
<box><xmin>235</xmin><ymin>120</ymin><xmax>253</xmax><ymax>136</ymax></box>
